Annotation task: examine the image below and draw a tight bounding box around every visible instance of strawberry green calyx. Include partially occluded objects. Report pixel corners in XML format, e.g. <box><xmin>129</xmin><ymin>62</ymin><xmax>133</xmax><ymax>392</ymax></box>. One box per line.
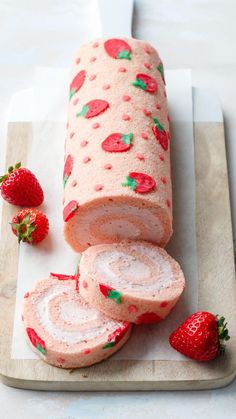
<box><xmin>117</xmin><ymin>50</ymin><xmax>131</xmax><ymax>60</ymax></box>
<box><xmin>122</xmin><ymin>176</ymin><xmax>137</xmax><ymax>191</ymax></box>
<box><xmin>11</xmin><ymin>213</ymin><xmax>36</xmax><ymax>243</ymax></box>
<box><xmin>37</xmin><ymin>343</ymin><xmax>46</xmax><ymax>355</ymax></box>
<box><xmin>121</xmin><ymin>133</ymin><xmax>133</xmax><ymax>145</ymax></box>
<box><xmin>217</xmin><ymin>315</ymin><xmax>230</xmax><ymax>355</ymax></box>
<box><xmin>132</xmin><ymin>78</ymin><xmax>147</xmax><ymax>90</ymax></box>
<box><xmin>77</xmin><ymin>105</ymin><xmax>89</xmax><ymax>117</ymax></box>
<box><xmin>108</xmin><ymin>290</ymin><xmax>122</xmax><ymax>304</ymax></box>
<box><xmin>157</xmin><ymin>62</ymin><xmax>166</xmax><ymax>84</ymax></box>
<box><xmin>103</xmin><ymin>341</ymin><xmax>116</xmax><ymax>349</ymax></box>
<box><xmin>69</xmin><ymin>88</ymin><xmax>76</xmax><ymax>101</ymax></box>
<box><xmin>153</xmin><ymin>117</ymin><xmax>164</xmax><ymax>131</ymax></box>
<box><xmin>0</xmin><ymin>162</ymin><xmax>21</xmax><ymax>184</ymax></box>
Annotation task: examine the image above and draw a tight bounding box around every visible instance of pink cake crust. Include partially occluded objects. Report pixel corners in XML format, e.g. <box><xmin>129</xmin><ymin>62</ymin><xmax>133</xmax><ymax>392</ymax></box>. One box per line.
<box><xmin>79</xmin><ymin>240</ymin><xmax>185</xmax><ymax>324</ymax></box>
<box><xmin>23</xmin><ymin>277</ymin><xmax>132</xmax><ymax>368</ymax></box>
<box><xmin>63</xmin><ymin>37</ymin><xmax>172</xmax><ymax>252</ymax></box>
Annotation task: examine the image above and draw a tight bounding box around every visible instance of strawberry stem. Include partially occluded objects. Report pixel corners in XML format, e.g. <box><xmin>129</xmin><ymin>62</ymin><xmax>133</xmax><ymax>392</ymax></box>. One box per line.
<box><xmin>122</xmin><ymin>176</ymin><xmax>137</xmax><ymax>190</ymax></box>
<box><xmin>216</xmin><ymin>315</ymin><xmax>230</xmax><ymax>355</ymax></box>
<box><xmin>0</xmin><ymin>162</ymin><xmax>21</xmax><ymax>184</ymax></box>
<box><xmin>76</xmin><ymin>105</ymin><xmax>89</xmax><ymax>117</ymax></box>
<box><xmin>117</xmin><ymin>50</ymin><xmax>131</xmax><ymax>60</ymax></box>
<box><xmin>132</xmin><ymin>79</ymin><xmax>147</xmax><ymax>90</ymax></box>
<box><xmin>121</xmin><ymin>133</ymin><xmax>133</xmax><ymax>145</ymax></box>
<box><xmin>153</xmin><ymin>117</ymin><xmax>164</xmax><ymax>131</ymax></box>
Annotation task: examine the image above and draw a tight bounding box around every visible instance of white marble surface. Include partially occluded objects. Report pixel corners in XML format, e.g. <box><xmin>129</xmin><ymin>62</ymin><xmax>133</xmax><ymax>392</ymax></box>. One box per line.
<box><xmin>0</xmin><ymin>0</ymin><xmax>236</xmax><ymax>417</ymax></box>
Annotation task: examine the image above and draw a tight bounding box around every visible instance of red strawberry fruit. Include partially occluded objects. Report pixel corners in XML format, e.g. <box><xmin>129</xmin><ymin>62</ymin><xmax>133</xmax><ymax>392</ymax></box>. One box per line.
<box><xmin>11</xmin><ymin>208</ymin><xmax>49</xmax><ymax>244</ymax></box>
<box><xmin>26</xmin><ymin>327</ymin><xmax>46</xmax><ymax>355</ymax></box>
<box><xmin>0</xmin><ymin>162</ymin><xmax>44</xmax><ymax>206</ymax></box>
<box><xmin>77</xmin><ymin>99</ymin><xmax>109</xmax><ymax>118</ymax></box>
<box><xmin>63</xmin><ymin>155</ymin><xmax>73</xmax><ymax>187</ymax></box>
<box><xmin>50</xmin><ymin>272</ymin><xmax>76</xmax><ymax>281</ymax></box>
<box><xmin>102</xmin><ymin>133</ymin><xmax>133</xmax><ymax>152</ymax></box>
<box><xmin>103</xmin><ymin>323</ymin><xmax>130</xmax><ymax>349</ymax></box>
<box><xmin>69</xmin><ymin>70</ymin><xmax>86</xmax><ymax>100</ymax></box>
<box><xmin>169</xmin><ymin>312</ymin><xmax>230</xmax><ymax>361</ymax></box>
<box><xmin>99</xmin><ymin>283</ymin><xmax>122</xmax><ymax>304</ymax></box>
<box><xmin>136</xmin><ymin>312</ymin><xmax>162</xmax><ymax>325</ymax></box>
<box><xmin>132</xmin><ymin>73</ymin><xmax>158</xmax><ymax>93</ymax></box>
<box><xmin>104</xmin><ymin>39</ymin><xmax>132</xmax><ymax>60</ymax></box>
<box><xmin>63</xmin><ymin>200</ymin><xmax>79</xmax><ymax>222</ymax></box>
<box><xmin>122</xmin><ymin>172</ymin><xmax>156</xmax><ymax>194</ymax></box>
<box><xmin>157</xmin><ymin>62</ymin><xmax>166</xmax><ymax>85</ymax></box>
<box><xmin>152</xmin><ymin>117</ymin><xmax>169</xmax><ymax>151</ymax></box>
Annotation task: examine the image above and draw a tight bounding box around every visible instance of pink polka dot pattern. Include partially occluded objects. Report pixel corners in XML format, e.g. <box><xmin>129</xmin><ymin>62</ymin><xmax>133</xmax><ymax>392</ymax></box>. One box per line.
<box><xmin>92</xmin><ymin>42</ymin><xmax>99</xmax><ymax>48</ymax></box>
<box><xmin>122</xmin><ymin>95</ymin><xmax>131</xmax><ymax>102</ymax></box>
<box><xmin>83</xmin><ymin>349</ymin><xmax>91</xmax><ymax>355</ymax></box>
<box><xmin>118</xmin><ymin>67</ymin><xmax>127</xmax><ymax>72</ymax></box>
<box><xmin>24</xmin><ymin>292</ymin><xmax>30</xmax><ymax>299</ymax></box>
<box><xmin>136</xmin><ymin>153</ymin><xmax>145</xmax><ymax>161</ymax></box>
<box><xmin>144</xmin><ymin>62</ymin><xmax>151</xmax><ymax>69</ymax></box>
<box><xmin>73</xmin><ymin>98</ymin><xmax>79</xmax><ymax>106</ymax></box>
<box><xmin>104</xmin><ymin>163</ymin><xmax>112</xmax><ymax>170</ymax></box>
<box><xmin>161</xmin><ymin>176</ymin><xmax>167</xmax><ymax>184</ymax></box>
<box><xmin>144</xmin><ymin>45</ymin><xmax>151</xmax><ymax>54</ymax></box>
<box><xmin>94</xmin><ymin>184</ymin><xmax>103</xmax><ymax>191</ymax></box>
<box><xmin>92</xmin><ymin>122</ymin><xmax>100</xmax><ymax>129</ymax></box>
<box><xmin>80</xmin><ymin>140</ymin><xmax>88</xmax><ymax>147</ymax></box>
<box><xmin>103</xmin><ymin>84</ymin><xmax>110</xmax><ymax>90</ymax></box>
<box><xmin>143</xmin><ymin>109</ymin><xmax>152</xmax><ymax>117</ymax></box>
<box><xmin>90</xmin><ymin>57</ymin><xmax>96</xmax><ymax>63</ymax></box>
<box><xmin>71</xmin><ymin>180</ymin><xmax>77</xmax><ymax>187</ymax></box>
<box><xmin>141</xmin><ymin>132</ymin><xmax>148</xmax><ymax>140</ymax></box>
<box><xmin>128</xmin><ymin>305</ymin><xmax>138</xmax><ymax>313</ymax></box>
<box><xmin>89</xmin><ymin>74</ymin><xmax>96</xmax><ymax>81</ymax></box>
<box><xmin>82</xmin><ymin>280</ymin><xmax>88</xmax><ymax>288</ymax></box>
<box><xmin>83</xmin><ymin>156</ymin><xmax>91</xmax><ymax>164</ymax></box>
<box><xmin>156</xmin><ymin>103</ymin><xmax>161</xmax><ymax>110</ymax></box>
<box><xmin>122</xmin><ymin>114</ymin><xmax>131</xmax><ymax>121</ymax></box>
<box><xmin>159</xmin><ymin>155</ymin><xmax>164</xmax><ymax>162</ymax></box>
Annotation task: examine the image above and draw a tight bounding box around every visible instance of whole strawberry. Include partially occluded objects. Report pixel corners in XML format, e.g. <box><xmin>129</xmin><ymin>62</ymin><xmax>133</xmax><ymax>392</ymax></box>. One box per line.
<box><xmin>0</xmin><ymin>162</ymin><xmax>44</xmax><ymax>206</ymax></box>
<box><xmin>169</xmin><ymin>312</ymin><xmax>230</xmax><ymax>361</ymax></box>
<box><xmin>11</xmin><ymin>208</ymin><xmax>49</xmax><ymax>244</ymax></box>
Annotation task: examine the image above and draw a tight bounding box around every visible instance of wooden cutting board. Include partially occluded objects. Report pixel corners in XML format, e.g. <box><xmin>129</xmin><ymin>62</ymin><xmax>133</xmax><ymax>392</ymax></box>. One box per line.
<box><xmin>0</xmin><ymin>95</ymin><xmax>236</xmax><ymax>391</ymax></box>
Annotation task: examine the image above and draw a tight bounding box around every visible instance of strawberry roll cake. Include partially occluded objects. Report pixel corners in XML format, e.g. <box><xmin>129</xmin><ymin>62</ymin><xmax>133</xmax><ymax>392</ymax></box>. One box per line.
<box><xmin>79</xmin><ymin>241</ymin><xmax>185</xmax><ymax>324</ymax></box>
<box><xmin>23</xmin><ymin>276</ymin><xmax>132</xmax><ymax>368</ymax></box>
<box><xmin>63</xmin><ymin>38</ymin><xmax>172</xmax><ymax>252</ymax></box>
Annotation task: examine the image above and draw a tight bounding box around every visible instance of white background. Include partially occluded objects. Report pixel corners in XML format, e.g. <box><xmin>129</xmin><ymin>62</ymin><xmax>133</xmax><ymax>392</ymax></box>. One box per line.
<box><xmin>0</xmin><ymin>0</ymin><xmax>236</xmax><ymax>418</ymax></box>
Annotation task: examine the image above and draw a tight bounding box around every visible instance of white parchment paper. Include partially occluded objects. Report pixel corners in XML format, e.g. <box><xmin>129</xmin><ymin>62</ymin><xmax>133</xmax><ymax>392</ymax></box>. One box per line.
<box><xmin>11</xmin><ymin>68</ymin><xmax>197</xmax><ymax>361</ymax></box>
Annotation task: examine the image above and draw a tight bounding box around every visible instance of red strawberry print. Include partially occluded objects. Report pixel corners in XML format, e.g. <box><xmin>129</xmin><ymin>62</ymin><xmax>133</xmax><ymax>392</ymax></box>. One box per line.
<box><xmin>69</xmin><ymin>70</ymin><xmax>86</xmax><ymax>100</ymax></box>
<box><xmin>77</xmin><ymin>100</ymin><xmax>109</xmax><ymax>118</ymax></box>
<box><xmin>136</xmin><ymin>312</ymin><xmax>162</xmax><ymax>325</ymax></box>
<box><xmin>103</xmin><ymin>323</ymin><xmax>130</xmax><ymax>349</ymax></box>
<box><xmin>157</xmin><ymin>62</ymin><xmax>166</xmax><ymax>85</ymax></box>
<box><xmin>63</xmin><ymin>200</ymin><xmax>79</xmax><ymax>222</ymax></box>
<box><xmin>99</xmin><ymin>283</ymin><xmax>122</xmax><ymax>304</ymax></box>
<box><xmin>122</xmin><ymin>172</ymin><xmax>156</xmax><ymax>194</ymax></box>
<box><xmin>169</xmin><ymin>312</ymin><xmax>230</xmax><ymax>361</ymax></box>
<box><xmin>63</xmin><ymin>155</ymin><xmax>73</xmax><ymax>187</ymax></box>
<box><xmin>132</xmin><ymin>73</ymin><xmax>157</xmax><ymax>93</ymax></box>
<box><xmin>152</xmin><ymin>117</ymin><xmax>169</xmax><ymax>151</ymax></box>
<box><xmin>102</xmin><ymin>133</ymin><xmax>133</xmax><ymax>152</ymax></box>
<box><xmin>26</xmin><ymin>327</ymin><xmax>46</xmax><ymax>355</ymax></box>
<box><xmin>104</xmin><ymin>39</ymin><xmax>132</xmax><ymax>60</ymax></box>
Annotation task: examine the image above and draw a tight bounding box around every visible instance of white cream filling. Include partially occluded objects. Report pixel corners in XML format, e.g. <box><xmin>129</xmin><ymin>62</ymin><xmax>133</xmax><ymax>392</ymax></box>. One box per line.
<box><xmin>74</xmin><ymin>203</ymin><xmax>164</xmax><ymax>245</ymax></box>
<box><xmin>36</xmin><ymin>284</ymin><xmax>122</xmax><ymax>344</ymax></box>
<box><xmin>94</xmin><ymin>244</ymin><xmax>174</xmax><ymax>292</ymax></box>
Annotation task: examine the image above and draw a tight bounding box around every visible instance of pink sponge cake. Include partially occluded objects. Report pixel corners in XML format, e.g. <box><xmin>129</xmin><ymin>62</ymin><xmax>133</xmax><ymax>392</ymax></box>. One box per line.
<box><xmin>23</xmin><ymin>276</ymin><xmax>132</xmax><ymax>368</ymax></box>
<box><xmin>63</xmin><ymin>38</ymin><xmax>172</xmax><ymax>252</ymax></box>
<box><xmin>79</xmin><ymin>241</ymin><xmax>185</xmax><ymax>324</ymax></box>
